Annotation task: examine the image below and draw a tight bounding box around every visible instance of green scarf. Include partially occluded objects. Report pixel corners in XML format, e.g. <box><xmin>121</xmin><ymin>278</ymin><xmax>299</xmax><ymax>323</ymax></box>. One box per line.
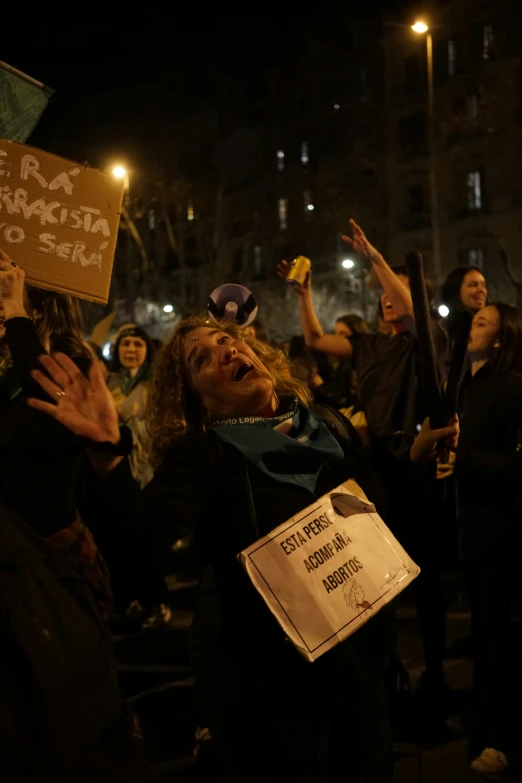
<box><xmin>118</xmin><ymin>363</ymin><xmax>149</xmax><ymax>396</ymax></box>
<box><xmin>210</xmin><ymin>401</ymin><xmax>344</xmax><ymax>495</ymax></box>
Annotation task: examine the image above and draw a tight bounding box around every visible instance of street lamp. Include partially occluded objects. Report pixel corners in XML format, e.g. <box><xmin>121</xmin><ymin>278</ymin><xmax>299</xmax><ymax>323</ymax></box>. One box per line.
<box><xmin>342</xmin><ymin>258</ymin><xmax>355</xmax><ymax>270</ymax></box>
<box><xmin>111</xmin><ymin>164</ymin><xmax>135</xmax><ymax>321</ymax></box>
<box><xmin>412</xmin><ymin>20</ymin><xmax>442</xmax><ymax>298</ymax></box>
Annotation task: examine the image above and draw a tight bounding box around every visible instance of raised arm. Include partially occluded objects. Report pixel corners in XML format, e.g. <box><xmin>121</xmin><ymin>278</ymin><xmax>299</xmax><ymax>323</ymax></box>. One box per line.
<box><xmin>277</xmin><ymin>261</ymin><xmax>353</xmax><ymax>359</ymax></box>
<box><xmin>27</xmin><ymin>352</ymin><xmax>210</xmax><ymax>604</ymax></box>
<box><xmin>0</xmin><ymin>251</ymin><xmax>93</xmax><ymax>410</ymax></box>
<box><xmin>342</xmin><ymin>220</ymin><xmax>415</xmax><ymax>331</ymax></box>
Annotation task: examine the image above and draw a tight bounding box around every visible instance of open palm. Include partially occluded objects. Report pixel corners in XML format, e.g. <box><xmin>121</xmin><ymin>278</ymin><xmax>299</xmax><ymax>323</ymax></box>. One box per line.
<box><xmin>28</xmin><ymin>353</ymin><xmax>120</xmax><ymax>444</ymax></box>
<box><xmin>341</xmin><ymin>219</ymin><xmax>380</xmax><ymax>262</ymax></box>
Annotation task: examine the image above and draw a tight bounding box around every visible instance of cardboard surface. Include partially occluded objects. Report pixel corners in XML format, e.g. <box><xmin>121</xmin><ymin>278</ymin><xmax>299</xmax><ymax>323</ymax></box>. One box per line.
<box><xmin>240</xmin><ymin>484</ymin><xmax>420</xmax><ymax>662</ymax></box>
<box><xmin>0</xmin><ymin>140</ymin><xmax>124</xmax><ymax>303</ymax></box>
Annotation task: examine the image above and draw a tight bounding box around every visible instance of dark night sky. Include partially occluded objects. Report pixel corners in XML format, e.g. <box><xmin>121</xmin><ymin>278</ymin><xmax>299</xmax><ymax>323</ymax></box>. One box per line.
<box><xmin>4</xmin><ymin>3</ymin><xmax>408</xmax><ymax>167</ymax></box>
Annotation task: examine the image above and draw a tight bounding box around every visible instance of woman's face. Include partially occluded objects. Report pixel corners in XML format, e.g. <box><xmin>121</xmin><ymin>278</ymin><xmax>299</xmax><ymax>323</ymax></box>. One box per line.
<box><xmin>118</xmin><ymin>336</ymin><xmax>147</xmax><ymax>370</ymax></box>
<box><xmin>460</xmin><ymin>270</ymin><xmax>487</xmax><ymax>312</ymax></box>
<box><xmin>334</xmin><ymin>321</ymin><xmax>352</xmax><ymax>338</ymax></box>
<box><xmin>468</xmin><ymin>305</ymin><xmax>500</xmax><ymax>358</ymax></box>
<box><xmin>183</xmin><ymin>327</ymin><xmax>276</xmax><ymax>420</ymax></box>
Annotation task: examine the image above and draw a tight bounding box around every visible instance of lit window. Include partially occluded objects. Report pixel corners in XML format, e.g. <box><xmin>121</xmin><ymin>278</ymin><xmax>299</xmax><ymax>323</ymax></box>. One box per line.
<box><xmin>467</xmin><ymin>94</ymin><xmax>478</xmax><ymax>120</ymax></box>
<box><xmin>467</xmin><ymin>170</ymin><xmax>483</xmax><ymax>210</ymax></box>
<box><xmin>278</xmin><ymin>198</ymin><xmax>287</xmax><ymax>230</ymax></box>
<box><xmin>447</xmin><ymin>40</ymin><xmax>457</xmax><ymax>76</ymax></box>
<box><xmin>254</xmin><ymin>245</ymin><xmax>262</xmax><ymax>277</ymax></box>
<box><xmin>303</xmin><ymin>191</ymin><xmax>314</xmax><ymax>213</ymax></box>
<box><xmin>483</xmin><ymin>24</ymin><xmax>494</xmax><ymax>59</ymax></box>
<box><xmin>148</xmin><ymin>208</ymin><xmax>156</xmax><ymax>231</ymax></box>
<box><xmin>187</xmin><ymin>202</ymin><xmax>194</xmax><ymax>221</ymax></box>
<box><xmin>277</xmin><ymin>149</ymin><xmax>285</xmax><ymax>172</ymax></box>
<box><xmin>468</xmin><ymin>248</ymin><xmax>484</xmax><ymax>269</ymax></box>
<box><xmin>300</xmin><ymin>141</ymin><xmax>309</xmax><ymax>166</ymax></box>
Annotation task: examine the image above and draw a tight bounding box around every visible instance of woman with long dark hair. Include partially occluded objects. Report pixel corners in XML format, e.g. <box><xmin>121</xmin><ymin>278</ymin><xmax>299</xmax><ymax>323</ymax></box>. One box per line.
<box><xmin>442</xmin><ymin>265</ymin><xmax>487</xmax><ymax>341</ymax></box>
<box><xmin>28</xmin><ymin>313</ymin><xmax>458</xmax><ymax>782</ymax></box>
<box><xmin>456</xmin><ymin>303</ymin><xmax>522</xmax><ymax>779</ymax></box>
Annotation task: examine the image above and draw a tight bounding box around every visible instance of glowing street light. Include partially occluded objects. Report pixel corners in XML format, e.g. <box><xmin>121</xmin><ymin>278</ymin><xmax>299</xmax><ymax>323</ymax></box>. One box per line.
<box><xmin>307</xmin><ymin>204</ymin><xmax>315</xmax><ymax>211</ymax></box>
<box><xmin>112</xmin><ymin>165</ymin><xmax>127</xmax><ymax>179</ymax></box>
<box><xmin>342</xmin><ymin>259</ymin><xmax>355</xmax><ymax>270</ymax></box>
<box><xmin>163</xmin><ymin>304</ymin><xmax>174</xmax><ymax>314</ymax></box>
<box><xmin>411</xmin><ymin>21</ymin><xmax>429</xmax><ymax>33</ymax></box>
<box><xmin>438</xmin><ymin>304</ymin><xmax>450</xmax><ymax>318</ymax></box>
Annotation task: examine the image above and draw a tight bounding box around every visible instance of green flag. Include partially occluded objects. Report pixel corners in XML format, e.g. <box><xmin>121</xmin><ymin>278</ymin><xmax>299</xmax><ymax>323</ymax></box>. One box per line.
<box><xmin>0</xmin><ymin>60</ymin><xmax>54</xmax><ymax>142</ymax></box>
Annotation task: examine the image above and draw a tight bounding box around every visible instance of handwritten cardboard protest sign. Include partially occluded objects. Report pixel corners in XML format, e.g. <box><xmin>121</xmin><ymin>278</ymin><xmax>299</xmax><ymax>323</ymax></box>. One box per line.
<box><xmin>239</xmin><ymin>483</ymin><xmax>420</xmax><ymax>662</ymax></box>
<box><xmin>0</xmin><ymin>140</ymin><xmax>124</xmax><ymax>303</ymax></box>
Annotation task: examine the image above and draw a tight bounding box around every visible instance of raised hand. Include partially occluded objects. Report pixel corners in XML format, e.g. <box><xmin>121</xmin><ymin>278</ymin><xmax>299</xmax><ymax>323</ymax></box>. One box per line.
<box><xmin>28</xmin><ymin>353</ymin><xmax>120</xmax><ymax>444</ymax></box>
<box><xmin>276</xmin><ymin>260</ymin><xmax>311</xmax><ymax>296</ymax></box>
<box><xmin>341</xmin><ymin>219</ymin><xmax>382</xmax><ymax>263</ymax></box>
<box><xmin>0</xmin><ymin>248</ymin><xmax>27</xmax><ymax>316</ymax></box>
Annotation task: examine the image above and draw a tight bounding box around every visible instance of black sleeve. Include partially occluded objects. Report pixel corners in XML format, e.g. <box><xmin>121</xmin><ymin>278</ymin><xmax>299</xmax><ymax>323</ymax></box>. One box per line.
<box><xmin>80</xmin><ymin>436</ymin><xmax>212</xmax><ymax>604</ymax></box>
<box><xmin>457</xmin><ymin>382</ymin><xmax>522</xmax><ymax>486</ymax></box>
<box><xmin>458</xmin><ymin>446</ymin><xmax>522</xmax><ymax>485</ymax></box>
<box><xmin>4</xmin><ymin>317</ymin><xmax>91</xmax><ymax>401</ymax></box>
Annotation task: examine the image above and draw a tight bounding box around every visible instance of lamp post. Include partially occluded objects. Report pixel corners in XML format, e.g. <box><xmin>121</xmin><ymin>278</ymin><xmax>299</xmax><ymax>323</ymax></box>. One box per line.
<box><xmin>112</xmin><ymin>165</ymin><xmax>135</xmax><ymax>322</ymax></box>
<box><xmin>412</xmin><ymin>20</ymin><xmax>442</xmax><ymax>298</ymax></box>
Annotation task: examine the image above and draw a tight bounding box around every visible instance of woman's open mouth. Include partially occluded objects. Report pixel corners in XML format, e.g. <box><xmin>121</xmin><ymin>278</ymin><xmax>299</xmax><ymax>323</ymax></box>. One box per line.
<box><xmin>232</xmin><ymin>362</ymin><xmax>255</xmax><ymax>382</ymax></box>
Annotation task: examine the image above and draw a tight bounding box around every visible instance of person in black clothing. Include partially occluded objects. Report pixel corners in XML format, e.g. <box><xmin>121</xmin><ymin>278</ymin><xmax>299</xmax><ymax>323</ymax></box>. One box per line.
<box><xmin>29</xmin><ymin>313</ymin><xmax>458</xmax><ymax>783</ymax></box>
<box><xmin>0</xmin><ymin>250</ymin><xmax>112</xmax><ymax>617</ymax></box>
<box><xmin>456</xmin><ymin>303</ymin><xmax>522</xmax><ymax>780</ymax></box>
<box><xmin>279</xmin><ymin>222</ymin><xmax>450</xmax><ymax>703</ymax></box>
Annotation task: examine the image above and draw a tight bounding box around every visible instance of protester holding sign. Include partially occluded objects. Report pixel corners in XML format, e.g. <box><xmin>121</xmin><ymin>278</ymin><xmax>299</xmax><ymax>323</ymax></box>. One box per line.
<box><xmin>0</xmin><ymin>140</ymin><xmax>123</xmax><ymax>304</ymax></box>
<box><xmin>28</xmin><ymin>314</ymin><xmax>457</xmax><ymax>783</ymax></box>
<box><xmin>0</xmin><ymin>248</ymin><xmax>115</xmax><ymax>617</ymax></box>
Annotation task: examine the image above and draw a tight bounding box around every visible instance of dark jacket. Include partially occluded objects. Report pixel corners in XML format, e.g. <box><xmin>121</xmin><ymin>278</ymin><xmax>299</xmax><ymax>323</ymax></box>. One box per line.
<box><xmin>0</xmin><ymin>318</ymin><xmax>91</xmax><ymax>536</ymax></box>
<box><xmin>456</xmin><ymin>364</ymin><xmax>522</xmax><ymax>559</ymax></box>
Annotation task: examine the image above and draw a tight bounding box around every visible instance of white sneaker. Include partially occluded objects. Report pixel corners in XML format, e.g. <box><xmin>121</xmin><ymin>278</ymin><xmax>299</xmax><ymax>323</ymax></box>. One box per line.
<box><xmin>470</xmin><ymin>747</ymin><xmax>509</xmax><ymax>779</ymax></box>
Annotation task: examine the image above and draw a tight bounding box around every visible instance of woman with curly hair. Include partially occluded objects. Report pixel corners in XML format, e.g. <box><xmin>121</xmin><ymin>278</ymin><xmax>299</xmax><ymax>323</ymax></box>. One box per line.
<box><xmin>29</xmin><ymin>314</ymin><xmax>457</xmax><ymax>783</ymax></box>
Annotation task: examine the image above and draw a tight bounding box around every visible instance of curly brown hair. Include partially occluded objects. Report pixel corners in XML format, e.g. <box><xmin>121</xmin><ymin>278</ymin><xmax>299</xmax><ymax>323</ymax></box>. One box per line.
<box><xmin>146</xmin><ymin>314</ymin><xmax>312</xmax><ymax>466</ymax></box>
